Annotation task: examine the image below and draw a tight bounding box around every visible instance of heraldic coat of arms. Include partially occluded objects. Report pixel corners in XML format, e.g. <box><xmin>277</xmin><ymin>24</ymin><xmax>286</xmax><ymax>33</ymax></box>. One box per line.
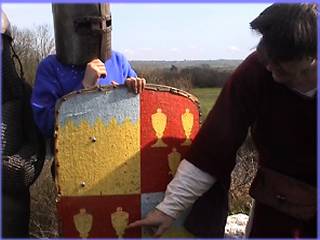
<box><xmin>54</xmin><ymin>84</ymin><xmax>200</xmax><ymax>238</ymax></box>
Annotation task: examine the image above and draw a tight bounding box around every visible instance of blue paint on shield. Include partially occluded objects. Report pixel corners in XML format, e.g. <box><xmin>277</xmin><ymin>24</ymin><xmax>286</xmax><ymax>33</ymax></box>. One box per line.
<box><xmin>58</xmin><ymin>88</ymin><xmax>139</xmax><ymax>127</ymax></box>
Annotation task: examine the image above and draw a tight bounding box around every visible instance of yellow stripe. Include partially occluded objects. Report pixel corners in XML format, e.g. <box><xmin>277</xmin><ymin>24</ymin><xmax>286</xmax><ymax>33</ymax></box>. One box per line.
<box><xmin>56</xmin><ymin>117</ymin><xmax>140</xmax><ymax>196</ymax></box>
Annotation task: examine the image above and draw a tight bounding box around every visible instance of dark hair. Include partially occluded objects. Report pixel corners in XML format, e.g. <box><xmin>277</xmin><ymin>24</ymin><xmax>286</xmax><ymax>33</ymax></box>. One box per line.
<box><xmin>250</xmin><ymin>3</ymin><xmax>317</xmax><ymax>62</ymax></box>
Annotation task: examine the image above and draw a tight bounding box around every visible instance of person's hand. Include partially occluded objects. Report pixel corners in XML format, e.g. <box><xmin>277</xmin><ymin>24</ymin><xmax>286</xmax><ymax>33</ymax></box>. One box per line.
<box><xmin>111</xmin><ymin>80</ymin><xmax>119</xmax><ymax>88</ymax></box>
<box><xmin>125</xmin><ymin>77</ymin><xmax>146</xmax><ymax>94</ymax></box>
<box><xmin>127</xmin><ymin>209</ymin><xmax>175</xmax><ymax>237</ymax></box>
<box><xmin>82</xmin><ymin>59</ymin><xmax>107</xmax><ymax>89</ymax></box>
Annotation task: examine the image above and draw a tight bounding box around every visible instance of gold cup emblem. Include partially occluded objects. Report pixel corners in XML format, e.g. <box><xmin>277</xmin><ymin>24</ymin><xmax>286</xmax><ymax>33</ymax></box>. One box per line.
<box><xmin>181</xmin><ymin>109</ymin><xmax>194</xmax><ymax>146</ymax></box>
<box><xmin>151</xmin><ymin>108</ymin><xmax>168</xmax><ymax>147</ymax></box>
<box><xmin>73</xmin><ymin>208</ymin><xmax>93</xmax><ymax>238</ymax></box>
<box><xmin>111</xmin><ymin>207</ymin><xmax>129</xmax><ymax>238</ymax></box>
<box><xmin>168</xmin><ymin>148</ymin><xmax>181</xmax><ymax>176</ymax></box>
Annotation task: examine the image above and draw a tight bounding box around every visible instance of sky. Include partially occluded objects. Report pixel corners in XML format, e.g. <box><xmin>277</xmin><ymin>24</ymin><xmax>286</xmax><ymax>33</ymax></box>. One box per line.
<box><xmin>2</xmin><ymin>2</ymin><xmax>272</xmax><ymax>61</ymax></box>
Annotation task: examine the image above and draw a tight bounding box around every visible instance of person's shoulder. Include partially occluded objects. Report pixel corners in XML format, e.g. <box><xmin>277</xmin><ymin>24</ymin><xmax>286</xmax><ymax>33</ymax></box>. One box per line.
<box><xmin>38</xmin><ymin>54</ymin><xmax>60</xmax><ymax>69</ymax></box>
<box><xmin>229</xmin><ymin>51</ymin><xmax>271</xmax><ymax>89</ymax></box>
<box><xmin>109</xmin><ymin>50</ymin><xmax>130</xmax><ymax>63</ymax></box>
<box><xmin>240</xmin><ymin>51</ymin><xmax>264</xmax><ymax>69</ymax></box>
<box><xmin>234</xmin><ymin>51</ymin><xmax>268</xmax><ymax>77</ymax></box>
<box><xmin>111</xmin><ymin>50</ymin><xmax>126</xmax><ymax>58</ymax></box>
<box><xmin>39</xmin><ymin>54</ymin><xmax>59</xmax><ymax>64</ymax></box>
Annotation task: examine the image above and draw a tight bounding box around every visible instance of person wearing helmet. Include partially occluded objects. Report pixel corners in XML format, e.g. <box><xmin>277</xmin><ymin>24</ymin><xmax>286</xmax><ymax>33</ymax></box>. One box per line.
<box><xmin>128</xmin><ymin>3</ymin><xmax>317</xmax><ymax>238</ymax></box>
<box><xmin>31</xmin><ymin>3</ymin><xmax>146</xmax><ymax>138</ymax></box>
<box><xmin>1</xmin><ymin>11</ymin><xmax>46</xmax><ymax>237</ymax></box>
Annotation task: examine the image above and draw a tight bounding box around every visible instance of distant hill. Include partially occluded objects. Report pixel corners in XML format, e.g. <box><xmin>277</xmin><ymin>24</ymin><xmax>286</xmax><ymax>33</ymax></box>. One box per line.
<box><xmin>130</xmin><ymin>59</ymin><xmax>243</xmax><ymax>70</ymax></box>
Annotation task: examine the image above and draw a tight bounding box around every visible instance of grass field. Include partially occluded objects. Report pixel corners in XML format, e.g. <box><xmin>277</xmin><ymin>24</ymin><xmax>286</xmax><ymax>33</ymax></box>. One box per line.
<box><xmin>190</xmin><ymin>87</ymin><xmax>222</xmax><ymax>121</ymax></box>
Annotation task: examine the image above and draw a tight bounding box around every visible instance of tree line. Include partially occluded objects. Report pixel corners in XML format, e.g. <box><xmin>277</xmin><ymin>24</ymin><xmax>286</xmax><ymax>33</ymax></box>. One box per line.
<box><xmin>11</xmin><ymin>24</ymin><xmax>55</xmax><ymax>86</ymax></box>
<box><xmin>134</xmin><ymin>64</ymin><xmax>234</xmax><ymax>91</ymax></box>
<box><xmin>11</xmin><ymin>24</ymin><xmax>235</xmax><ymax>89</ymax></box>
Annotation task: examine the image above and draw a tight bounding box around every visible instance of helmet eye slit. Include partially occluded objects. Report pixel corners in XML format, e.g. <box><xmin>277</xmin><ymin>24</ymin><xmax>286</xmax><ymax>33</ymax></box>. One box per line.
<box><xmin>106</xmin><ymin>19</ymin><xmax>112</xmax><ymax>28</ymax></box>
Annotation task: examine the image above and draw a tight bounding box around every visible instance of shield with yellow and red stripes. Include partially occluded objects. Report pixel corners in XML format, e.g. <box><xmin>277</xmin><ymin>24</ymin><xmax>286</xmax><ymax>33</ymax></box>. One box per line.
<box><xmin>54</xmin><ymin>84</ymin><xmax>200</xmax><ymax>238</ymax></box>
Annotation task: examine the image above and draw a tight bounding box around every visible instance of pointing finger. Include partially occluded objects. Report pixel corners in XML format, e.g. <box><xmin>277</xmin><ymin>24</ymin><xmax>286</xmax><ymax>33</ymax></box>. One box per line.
<box><xmin>127</xmin><ymin>219</ymin><xmax>149</xmax><ymax>229</ymax></box>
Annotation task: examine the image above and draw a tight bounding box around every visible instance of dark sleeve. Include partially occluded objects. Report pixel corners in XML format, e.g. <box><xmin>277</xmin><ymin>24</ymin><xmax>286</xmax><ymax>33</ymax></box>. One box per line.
<box><xmin>186</xmin><ymin>53</ymin><xmax>264</xmax><ymax>184</ymax></box>
<box><xmin>2</xmin><ymin>82</ymin><xmax>46</xmax><ymax>191</ymax></box>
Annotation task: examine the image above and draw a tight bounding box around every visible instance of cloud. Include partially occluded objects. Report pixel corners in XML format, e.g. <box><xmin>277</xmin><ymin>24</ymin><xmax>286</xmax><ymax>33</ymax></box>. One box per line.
<box><xmin>123</xmin><ymin>48</ymin><xmax>135</xmax><ymax>54</ymax></box>
<box><xmin>139</xmin><ymin>47</ymin><xmax>152</xmax><ymax>51</ymax></box>
<box><xmin>227</xmin><ymin>45</ymin><xmax>241</xmax><ymax>52</ymax></box>
<box><xmin>188</xmin><ymin>44</ymin><xmax>198</xmax><ymax>49</ymax></box>
<box><xmin>122</xmin><ymin>49</ymin><xmax>135</xmax><ymax>59</ymax></box>
<box><xmin>170</xmin><ymin>48</ymin><xmax>179</xmax><ymax>52</ymax></box>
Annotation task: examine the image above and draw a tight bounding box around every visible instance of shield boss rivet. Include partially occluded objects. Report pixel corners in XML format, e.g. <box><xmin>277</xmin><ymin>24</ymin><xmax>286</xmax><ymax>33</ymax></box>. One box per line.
<box><xmin>80</xmin><ymin>182</ymin><xmax>86</xmax><ymax>187</ymax></box>
<box><xmin>91</xmin><ymin>136</ymin><xmax>96</xmax><ymax>142</ymax></box>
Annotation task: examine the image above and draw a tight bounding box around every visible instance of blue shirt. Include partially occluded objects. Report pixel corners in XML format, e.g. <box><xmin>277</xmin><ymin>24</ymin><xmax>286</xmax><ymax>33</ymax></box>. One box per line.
<box><xmin>31</xmin><ymin>51</ymin><xmax>137</xmax><ymax>138</ymax></box>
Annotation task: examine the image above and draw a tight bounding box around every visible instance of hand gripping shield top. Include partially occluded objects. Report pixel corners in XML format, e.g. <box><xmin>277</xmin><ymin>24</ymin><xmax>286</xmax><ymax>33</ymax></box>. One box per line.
<box><xmin>52</xmin><ymin>3</ymin><xmax>112</xmax><ymax>66</ymax></box>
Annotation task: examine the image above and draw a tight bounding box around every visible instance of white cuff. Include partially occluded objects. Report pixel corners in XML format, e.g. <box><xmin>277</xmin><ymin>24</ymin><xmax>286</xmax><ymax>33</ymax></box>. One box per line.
<box><xmin>156</xmin><ymin>159</ymin><xmax>216</xmax><ymax>219</ymax></box>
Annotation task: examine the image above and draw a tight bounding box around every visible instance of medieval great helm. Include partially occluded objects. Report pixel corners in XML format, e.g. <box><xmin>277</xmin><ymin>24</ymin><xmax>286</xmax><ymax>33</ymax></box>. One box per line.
<box><xmin>52</xmin><ymin>3</ymin><xmax>112</xmax><ymax>66</ymax></box>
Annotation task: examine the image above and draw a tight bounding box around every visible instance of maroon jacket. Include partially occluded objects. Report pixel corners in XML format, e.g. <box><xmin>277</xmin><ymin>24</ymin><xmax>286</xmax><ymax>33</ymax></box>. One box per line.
<box><xmin>184</xmin><ymin>52</ymin><xmax>316</xmax><ymax>237</ymax></box>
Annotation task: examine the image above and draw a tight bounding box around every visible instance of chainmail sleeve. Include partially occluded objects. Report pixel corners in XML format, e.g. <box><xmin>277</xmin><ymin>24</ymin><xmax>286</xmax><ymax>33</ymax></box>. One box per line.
<box><xmin>2</xmin><ymin>34</ymin><xmax>46</xmax><ymax>192</ymax></box>
<box><xmin>22</xmin><ymin>82</ymin><xmax>46</xmax><ymax>184</ymax></box>
<box><xmin>2</xmin><ymin>56</ymin><xmax>46</xmax><ymax>192</ymax></box>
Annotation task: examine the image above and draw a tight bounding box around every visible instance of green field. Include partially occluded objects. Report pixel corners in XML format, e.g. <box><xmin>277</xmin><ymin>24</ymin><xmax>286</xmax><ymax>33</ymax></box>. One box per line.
<box><xmin>191</xmin><ymin>87</ymin><xmax>222</xmax><ymax>121</ymax></box>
